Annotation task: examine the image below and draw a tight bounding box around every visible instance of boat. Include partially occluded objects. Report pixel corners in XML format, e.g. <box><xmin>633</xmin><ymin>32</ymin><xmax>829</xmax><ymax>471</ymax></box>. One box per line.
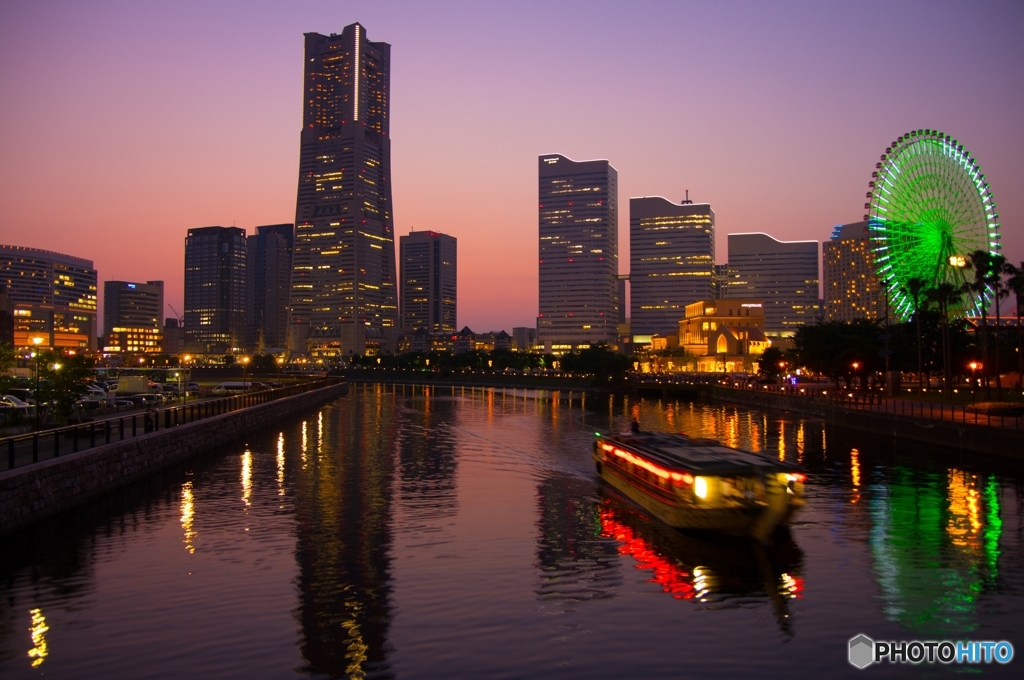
<box><xmin>592</xmin><ymin>431</ymin><xmax>805</xmax><ymax>541</ymax></box>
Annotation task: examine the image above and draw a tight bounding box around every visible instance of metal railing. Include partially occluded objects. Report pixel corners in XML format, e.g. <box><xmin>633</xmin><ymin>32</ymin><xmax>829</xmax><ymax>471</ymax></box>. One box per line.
<box><xmin>632</xmin><ymin>374</ymin><xmax>1023</xmax><ymax>430</ymax></box>
<box><xmin>1</xmin><ymin>378</ymin><xmax>344</xmax><ymax>472</ymax></box>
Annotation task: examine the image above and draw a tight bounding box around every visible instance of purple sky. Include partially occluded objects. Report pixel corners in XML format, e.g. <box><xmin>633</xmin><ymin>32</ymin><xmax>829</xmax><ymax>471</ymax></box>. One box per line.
<box><xmin>2</xmin><ymin>0</ymin><xmax>1022</xmax><ymax>333</ymax></box>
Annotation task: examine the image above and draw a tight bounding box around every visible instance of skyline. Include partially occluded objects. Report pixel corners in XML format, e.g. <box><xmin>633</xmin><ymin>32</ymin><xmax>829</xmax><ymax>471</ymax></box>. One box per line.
<box><xmin>2</xmin><ymin>1</ymin><xmax>1023</xmax><ymax>332</ymax></box>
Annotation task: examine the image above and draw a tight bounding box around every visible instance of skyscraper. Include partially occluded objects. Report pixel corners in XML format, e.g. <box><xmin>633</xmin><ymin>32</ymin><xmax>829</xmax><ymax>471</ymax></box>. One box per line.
<box><xmin>289</xmin><ymin>24</ymin><xmax>397</xmax><ymax>359</ymax></box>
<box><xmin>399</xmin><ymin>230</ymin><xmax>456</xmax><ymax>334</ymax></box>
<box><xmin>629</xmin><ymin>197</ymin><xmax>715</xmax><ymax>337</ymax></box>
<box><xmin>184</xmin><ymin>226</ymin><xmax>247</xmax><ymax>353</ymax></box>
<box><xmin>247</xmin><ymin>224</ymin><xmax>294</xmax><ymax>350</ymax></box>
<box><xmin>538</xmin><ymin>154</ymin><xmax>618</xmax><ymax>351</ymax></box>
<box><xmin>102</xmin><ymin>280</ymin><xmax>164</xmax><ymax>354</ymax></box>
<box><xmin>0</xmin><ymin>245</ymin><xmax>97</xmax><ymax>349</ymax></box>
<box><xmin>823</xmin><ymin>221</ymin><xmax>885</xmax><ymax>322</ymax></box>
<box><xmin>727</xmin><ymin>233</ymin><xmax>819</xmax><ymax>338</ymax></box>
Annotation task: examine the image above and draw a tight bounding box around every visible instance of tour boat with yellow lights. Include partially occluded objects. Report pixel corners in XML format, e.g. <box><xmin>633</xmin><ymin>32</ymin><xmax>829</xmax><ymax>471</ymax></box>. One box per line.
<box><xmin>592</xmin><ymin>432</ymin><xmax>805</xmax><ymax>541</ymax></box>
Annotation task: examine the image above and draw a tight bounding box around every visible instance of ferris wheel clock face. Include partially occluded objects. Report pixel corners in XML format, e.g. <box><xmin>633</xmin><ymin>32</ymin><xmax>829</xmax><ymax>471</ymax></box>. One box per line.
<box><xmin>865</xmin><ymin>129</ymin><xmax>1000</xmax><ymax>320</ymax></box>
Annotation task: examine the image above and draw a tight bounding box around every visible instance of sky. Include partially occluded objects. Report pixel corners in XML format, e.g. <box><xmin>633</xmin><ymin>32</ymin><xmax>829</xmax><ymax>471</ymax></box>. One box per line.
<box><xmin>2</xmin><ymin>0</ymin><xmax>1023</xmax><ymax>333</ymax></box>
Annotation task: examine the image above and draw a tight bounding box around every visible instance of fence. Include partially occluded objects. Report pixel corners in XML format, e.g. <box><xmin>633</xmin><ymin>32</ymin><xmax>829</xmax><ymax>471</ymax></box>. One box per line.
<box><xmin>1</xmin><ymin>378</ymin><xmax>344</xmax><ymax>472</ymax></box>
<box><xmin>633</xmin><ymin>374</ymin><xmax>1023</xmax><ymax>430</ymax></box>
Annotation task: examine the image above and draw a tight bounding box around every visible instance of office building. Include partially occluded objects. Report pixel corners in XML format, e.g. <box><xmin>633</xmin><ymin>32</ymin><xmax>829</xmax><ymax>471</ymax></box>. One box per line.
<box><xmin>163</xmin><ymin>318</ymin><xmax>185</xmax><ymax>355</ymax></box>
<box><xmin>512</xmin><ymin>327</ymin><xmax>537</xmax><ymax>351</ymax></box>
<box><xmin>247</xmin><ymin>224</ymin><xmax>294</xmax><ymax>350</ymax></box>
<box><xmin>823</xmin><ymin>221</ymin><xmax>885</xmax><ymax>322</ymax></box>
<box><xmin>538</xmin><ymin>154</ymin><xmax>618</xmax><ymax>351</ymax></box>
<box><xmin>629</xmin><ymin>197</ymin><xmax>714</xmax><ymax>338</ymax></box>
<box><xmin>103</xmin><ymin>280</ymin><xmax>163</xmax><ymax>334</ymax></box>
<box><xmin>184</xmin><ymin>226</ymin><xmax>247</xmax><ymax>353</ymax></box>
<box><xmin>102</xmin><ymin>280</ymin><xmax>164</xmax><ymax>354</ymax></box>
<box><xmin>0</xmin><ymin>245</ymin><xmax>97</xmax><ymax>349</ymax></box>
<box><xmin>399</xmin><ymin>230</ymin><xmax>457</xmax><ymax>333</ymax></box>
<box><xmin>713</xmin><ymin>264</ymin><xmax>733</xmax><ymax>299</ymax></box>
<box><xmin>0</xmin><ymin>284</ymin><xmax>14</xmax><ymax>346</ymax></box>
<box><xmin>727</xmin><ymin>233</ymin><xmax>819</xmax><ymax>337</ymax></box>
<box><xmin>289</xmin><ymin>24</ymin><xmax>397</xmax><ymax>359</ymax></box>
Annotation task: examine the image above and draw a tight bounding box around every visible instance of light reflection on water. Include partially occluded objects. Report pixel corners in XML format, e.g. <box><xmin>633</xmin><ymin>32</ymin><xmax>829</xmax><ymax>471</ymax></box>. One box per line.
<box><xmin>0</xmin><ymin>385</ymin><xmax>1021</xmax><ymax>678</ymax></box>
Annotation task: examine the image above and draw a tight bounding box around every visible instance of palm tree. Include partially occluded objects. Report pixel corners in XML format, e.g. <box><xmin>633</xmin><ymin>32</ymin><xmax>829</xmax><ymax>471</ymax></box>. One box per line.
<box><xmin>1005</xmin><ymin>261</ymin><xmax>1024</xmax><ymax>394</ymax></box>
<box><xmin>966</xmin><ymin>250</ymin><xmax>999</xmax><ymax>399</ymax></box>
<box><xmin>989</xmin><ymin>253</ymin><xmax>1008</xmax><ymax>399</ymax></box>
<box><xmin>904</xmin><ymin>276</ymin><xmax>930</xmax><ymax>393</ymax></box>
<box><xmin>928</xmin><ymin>282</ymin><xmax>967</xmax><ymax>398</ymax></box>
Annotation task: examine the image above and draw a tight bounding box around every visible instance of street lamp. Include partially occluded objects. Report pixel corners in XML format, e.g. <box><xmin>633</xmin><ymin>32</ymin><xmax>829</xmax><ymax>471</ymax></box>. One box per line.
<box><xmin>241</xmin><ymin>356</ymin><xmax>250</xmax><ymax>393</ymax></box>
<box><xmin>969</xmin><ymin>361</ymin><xmax>981</xmax><ymax>403</ymax></box>
<box><xmin>30</xmin><ymin>336</ymin><xmax>44</xmax><ymax>429</ymax></box>
<box><xmin>852</xmin><ymin>361</ymin><xmax>860</xmax><ymax>391</ymax></box>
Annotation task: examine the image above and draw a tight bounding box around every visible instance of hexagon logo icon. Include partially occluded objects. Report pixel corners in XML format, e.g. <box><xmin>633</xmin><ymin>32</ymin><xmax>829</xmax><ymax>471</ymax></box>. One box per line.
<box><xmin>849</xmin><ymin>634</ymin><xmax>875</xmax><ymax>669</ymax></box>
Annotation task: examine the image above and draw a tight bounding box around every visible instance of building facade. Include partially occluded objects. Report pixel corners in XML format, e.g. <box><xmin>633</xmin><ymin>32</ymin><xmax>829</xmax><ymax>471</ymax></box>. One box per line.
<box><xmin>184</xmin><ymin>227</ymin><xmax>247</xmax><ymax>354</ymax></box>
<box><xmin>399</xmin><ymin>230</ymin><xmax>456</xmax><ymax>333</ymax></box>
<box><xmin>823</xmin><ymin>221</ymin><xmax>885</xmax><ymax>322</ymax></box>
<box><xmin>0</xmin><ymin>245</ymin><xmax>97</xmax><ymax>349</ymax></box>
<box><xmin>629</xmin><ymin>197</ymin><xmax>715</xmax><ymax>338</ymax></box>
<box><xmin>678</xmin><ymin>299</ymin><xmax>769</xmax><ymax>372</ymax></box>
<box><xmin>727</xmin><ymin>233</ymin><xmax>819</xmax><ymax>338</ymax></box>
<box><xmin>538</xmin><ymin>154</ymin><xmax>619</xmax><ymax>351</ymax></box>
<box><xmin>247</xmin><ymin>224</ymin><xmax>294</xmax><ymax>350</ymax></box>
<box><xmin>289</xmin><ymin>24</ymin><xmax>398</xmax><ymax>360</ymax></box>
<box><xmin>102</xmin><ymin>280</ymin><xmax>164</xmax><ymax>354</ymax></box>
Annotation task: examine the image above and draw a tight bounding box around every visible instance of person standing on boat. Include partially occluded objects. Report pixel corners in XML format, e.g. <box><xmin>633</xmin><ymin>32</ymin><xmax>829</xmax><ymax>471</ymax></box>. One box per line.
<box><xmin>631</xmin><ymin>418</ymin><xmax>641</xmax><ymax>433</ymax></box>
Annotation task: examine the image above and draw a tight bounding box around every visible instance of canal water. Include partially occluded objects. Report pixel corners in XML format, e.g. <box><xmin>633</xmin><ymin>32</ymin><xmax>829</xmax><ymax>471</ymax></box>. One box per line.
<box><xmin>1</xmin><ymin>385</ymin><xmax>1022</xmax><ymax>678</ymax></box>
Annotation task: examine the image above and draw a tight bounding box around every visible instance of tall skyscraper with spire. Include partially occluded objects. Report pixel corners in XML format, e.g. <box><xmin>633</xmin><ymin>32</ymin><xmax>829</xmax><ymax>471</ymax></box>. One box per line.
<box><xmin>289</xmin><ymin>23</ymin><xmax>397</xmax><ymax>359</ymax></box>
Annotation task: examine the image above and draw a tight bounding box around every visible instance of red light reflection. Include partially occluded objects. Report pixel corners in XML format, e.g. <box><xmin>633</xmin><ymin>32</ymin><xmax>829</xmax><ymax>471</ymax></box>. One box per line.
<box><xmin>600</xmin><ymin>508</ymin><xmax>696</xmax><ymax>599</ymax></box>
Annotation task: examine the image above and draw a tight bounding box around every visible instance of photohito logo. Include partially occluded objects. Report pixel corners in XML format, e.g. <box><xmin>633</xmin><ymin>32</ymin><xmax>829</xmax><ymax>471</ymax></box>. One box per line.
<box><xmin>848</xmin><ymin>634</ymin><xmax>1014</xmax><ymax>668</ymax></box>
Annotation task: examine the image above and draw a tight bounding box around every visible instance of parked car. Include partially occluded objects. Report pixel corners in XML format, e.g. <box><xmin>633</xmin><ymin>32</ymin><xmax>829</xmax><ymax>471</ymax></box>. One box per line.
<box><xmin>212</xmin><ymin>382</ymin><xmax>255</xmax><ymax>395</ymax></box>
<box><xmin>6</xmin><ymin>387</ymin><xmax>35</xmax><ymax>404</ymax></box>
<box><xmin>265</xmin><ymin>381</ymin><xmax>284</xmax><ymax>389</ymax></box>
<box><xmin>1</xmin><ymin>394</ymin><xmax>35</xmax><ymax>417</ymax></box>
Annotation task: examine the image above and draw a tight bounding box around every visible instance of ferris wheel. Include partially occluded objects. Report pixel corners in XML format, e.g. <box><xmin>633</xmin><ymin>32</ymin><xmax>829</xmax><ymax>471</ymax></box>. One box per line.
<box><xmin>865</xmin><ymin>129</ymin><xmax>1000</xmax><ymax>320</ymax></box>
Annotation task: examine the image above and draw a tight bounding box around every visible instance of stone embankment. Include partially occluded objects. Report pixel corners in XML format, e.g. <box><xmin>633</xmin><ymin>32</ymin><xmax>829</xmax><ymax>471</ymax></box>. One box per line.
<box><xmin>697</xmin><ymin>385</ymin><xmax>1024</xmax><ymax>461</ymax></box>
<box><xmin>0</xmin><ymin>381</ymin><xmax>348</xmax><ymax>536</ymax></box>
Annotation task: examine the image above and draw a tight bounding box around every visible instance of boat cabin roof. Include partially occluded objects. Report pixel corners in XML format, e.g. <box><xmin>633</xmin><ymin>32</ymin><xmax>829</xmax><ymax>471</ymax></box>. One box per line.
<box><xmin>602</xmin><ymin>432</ymin><xmax>801</xmax><ymax>476</ymax></box>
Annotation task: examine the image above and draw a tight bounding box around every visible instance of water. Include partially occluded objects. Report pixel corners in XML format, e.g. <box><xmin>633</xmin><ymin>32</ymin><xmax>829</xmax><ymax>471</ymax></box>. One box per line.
<box><xmin>1</xmin><ymin>384</ymin><xmax>1022</xmax><ymax>678</ymax></box>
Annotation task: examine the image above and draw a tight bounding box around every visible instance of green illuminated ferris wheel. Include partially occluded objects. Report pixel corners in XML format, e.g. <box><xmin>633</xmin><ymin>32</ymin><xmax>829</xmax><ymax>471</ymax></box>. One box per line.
<box><xmin>865</xmin><ymin>129</ymin><xmax>1000</xmax><ymax>321</ymax></box>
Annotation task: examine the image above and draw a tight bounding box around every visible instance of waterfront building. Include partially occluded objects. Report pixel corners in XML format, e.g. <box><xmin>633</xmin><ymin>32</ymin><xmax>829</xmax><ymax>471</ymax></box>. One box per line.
<box><xmin>289</xmin><ymin>24</ymin><xmax>397</xmax><ymax>360</ymax></box>
<box><xmin>101</xmin><ymin>279</ymin><xmax>164</xmax><ymax>354</ymax></box>
<box><xmin>713</xmin><ymin>264</ymin><xmax>733</xmax><ymax>299</ymax></box>
<box><xmin>823</xmin><ymin>221</ymin><xmax>885</xmax><ymax>322</ymax></box>
<box><xmin>629</xmin><ymin>197</ymin><xmax>715</xmax><ymax>339</ymax></box>
<box><xmin>399</xmin><ymin>230</ymin><xmax>456</xmax><ymax>334</ymax></box>
<box><xmin>678</xmin><ymin>299</ymin><xmax>769</xmax><ymax>372</ymax></box>
<box><xmin>162</xmin><ymin>318</ymin><xmax>185</xmax><ymax>355</ymax></box>
<box><xmin>247</xmin><ymin>224</ymin><xmax>294</xmax><ymax>350</ymax></box>
<box><xmin>538</xmin><ymin>154</ymin><xmax>619</xmax><ymax>352</ymax></box>
<box><xmin>184</xmin><ymin>226</ymin><xmax>247</xmax><ymax>354</ymax></box>
<box><xmin>512</xmin><ymin>327</ymin><xmax>537</xmax><ymax>351</ymax></box>
<box><xmin>0</xmin><ymin>245</ymin><xmax>97</xmax><ymax>349</ymax></box>
<box><xmin>727</xmin><ymin>233</ymin><xmax>819</xmax><ymax>338</ymax></box>
<box><xmin>0</xmin><ymin>284</ymin><xmax>14</xmax><ymax>346</ymax></box>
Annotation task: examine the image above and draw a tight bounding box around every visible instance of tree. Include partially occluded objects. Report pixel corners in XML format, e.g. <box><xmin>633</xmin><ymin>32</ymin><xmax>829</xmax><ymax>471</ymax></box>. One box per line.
<box><xmin>758</xmin><ymin>346</ymin><xmax>785</xmax><ymax>380</ymax></box>
<box><xmin>989</xmin><ymin>254</ymin><xmax>1009</xmax><ymax>399</ymax></box>
<box><xmin>928</xmin><ymin>282</ymin><xmax>967</xmax><ymax>398</ymax></box>
<box><xmin>966</xmin><ymin>250</ymin><xmax>1002</xmax><ymax>399</ymax></box>
<box><xmin>37</xmin><ymin>350</ymin><xmax>94</xmax><ymax>426</ymax></box>
<box><xmin>1004</xmin><ymin>261</ymin><xmax>1024</xmax><ymax>394</ymax></box>
<box><xmin>0</xmin><ymin>343</ymin><xmax>16</xmax><ymax>395</ymax></box>
<box><xmin>903</xmin><ymin>276</ymin><xmax>931</xmax><ymax>392</ymax></box>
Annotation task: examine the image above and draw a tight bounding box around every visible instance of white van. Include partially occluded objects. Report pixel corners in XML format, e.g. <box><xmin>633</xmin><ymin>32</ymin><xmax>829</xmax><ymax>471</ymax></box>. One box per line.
<box><xmin>211</xmin><ymin>382</ymin><xmax>254</xmax><ymax>396</ymax></box>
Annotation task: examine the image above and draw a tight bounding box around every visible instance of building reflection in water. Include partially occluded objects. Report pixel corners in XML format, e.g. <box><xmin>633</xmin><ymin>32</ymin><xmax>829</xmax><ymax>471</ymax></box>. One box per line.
<box><xmin>394</xmin><ymin>387</ymin><xmax>459</xmax><ymax>532</ymax></box>
<box><xmin>535</xmin><ymin>474</ymin><xmax>623</xmax><ymax>602</ymax></box>
<box><xmin>868</xmin><ymin>466</ymin><xmax>1003</xmax><ymax>637</ymax></box>
<box><xmin>293</xmin><ymin>388</ymin><xmax>397</xmax><ymax>679</ymax></box>
<box><xmin>596</xmin><ymin>493</ymin><xmax>804</xmax><ymax>635</ymax></box>
<box><xmin>277</xmin><ymin>432</ymin><xmax>286</xmax><ymax>497</ymax></box>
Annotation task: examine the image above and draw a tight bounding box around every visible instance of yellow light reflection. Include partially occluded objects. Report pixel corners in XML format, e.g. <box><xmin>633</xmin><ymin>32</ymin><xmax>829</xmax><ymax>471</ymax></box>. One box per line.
<box><xmin>778</xmin><ymin>421</ymin><xmax>786</xmax><ymax>461</ymax></box>
<box><xmin>181</xmin><ymin>481</ymin><xmax>196</xmax><ymax>553</ymax></box>
<box><xmin>277</xmin><ymin>433</ymin><xmax>285</xmax><ymax>496</ymax></box>
<box><xmin>28</xmin><ymin>608</ymin><xmax>48</xmax><ymax>668</ymax></box>
<box><xmin>947</xmin><ymin>469</ymin><xmax>983</xmax><ymax>547</ymax></box>
<box><xmin>241</xmin><ymin>450</ymin><xmax>252</xmax><ymax>508</ymax></box>
<box><xmin>796</xmin><ymin>424</ymin><xmax>805</xmax><ymax>463</ymax></box>
<box><xmin>342</xmin><ymin>599</ymin><xmax>369</xmax><ymax>677</ymax></box>
<box><xmin>317</xmin><ymin>411</ymin><xmax>324</xmax><ymax>457</ymax></box>
<box><xmin>850</xmin><ymin>448</ymin><xmax>861</xmax><ymax>504</ymax></box>
<box><xmin>301</xmin><ymin>420</ymin><xmax>308</xmax><ymax>468</ymax></box>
